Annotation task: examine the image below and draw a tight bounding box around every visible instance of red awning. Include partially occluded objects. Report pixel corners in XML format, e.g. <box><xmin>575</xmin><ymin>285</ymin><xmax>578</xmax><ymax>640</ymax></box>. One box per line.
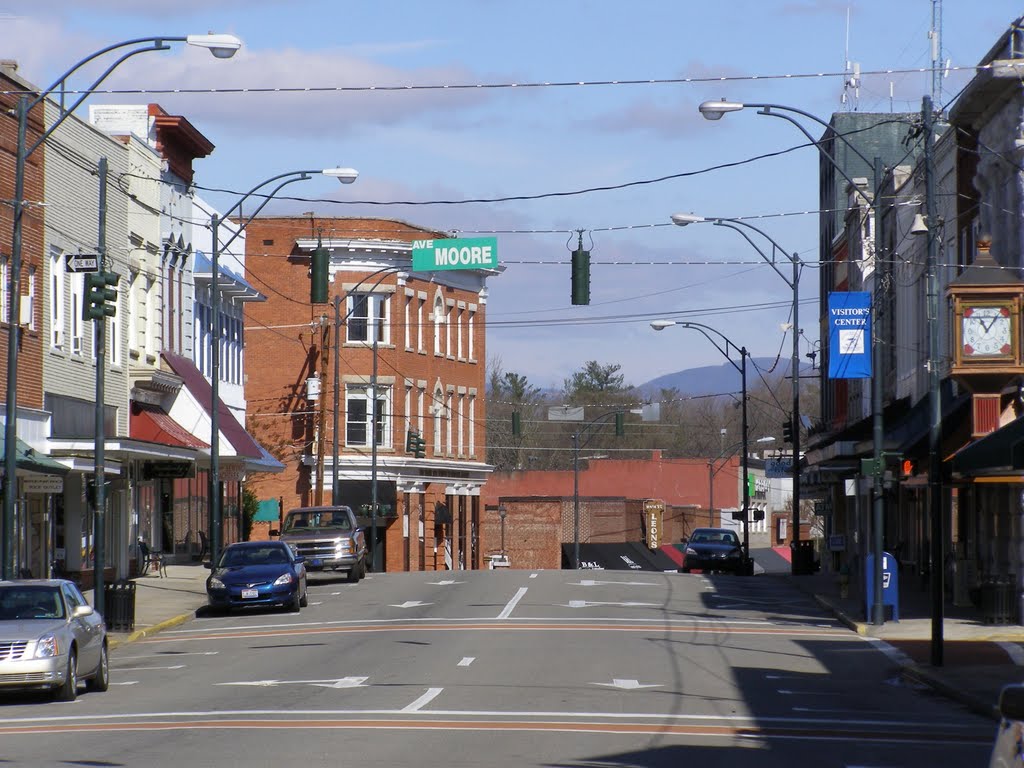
<box><xmin>130</xmin><ymin>402</ymin><xmax>209</xmax><ymax>450</ymax></box>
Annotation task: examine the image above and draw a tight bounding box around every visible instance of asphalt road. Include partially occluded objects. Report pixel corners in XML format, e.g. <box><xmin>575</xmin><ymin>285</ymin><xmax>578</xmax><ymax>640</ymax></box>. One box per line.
<box><xmin>0</xmin><ymin>569</ymin><xmax>998</xmax><ymax>767</ymax></box>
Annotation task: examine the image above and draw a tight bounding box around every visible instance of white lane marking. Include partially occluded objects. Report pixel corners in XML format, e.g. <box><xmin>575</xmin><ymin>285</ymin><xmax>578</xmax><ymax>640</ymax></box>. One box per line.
<box><xmin>389</xmin><ymin>601</ymin><xmax>431</xmax><ymax>609</ymax></box>
<box><xmin>309</xmin><ymin>602</ymin><xmax>323</xmax><ymax>606</ymax></box>
<box><xmin>402</xmin><ymin>687</ymin><xmax>444</xmax><ymax>712</ymax></box>
<box><xmin>864</xmin><ymin>637</ymin><xmax>914</xmax><ymax>666</ymax></box>
<box><xmin>497</xmin><ymin>587</ymin><xmax>528</xmax><ymax>619</ymax></box>
<box><xmin>998</xmin><ymin>641</ymin><xmax>1024</xmax><ymax>665</ymax></box>
<box><xmin>529</xmin><ymin>573</ymin><xmax>538</xmax><ymax>578</ymax></box>
<box><xmin>575</xmin><ymin>580</ymin><xmax>658</xmax><ymax>587</ymax></box>
<box><xmin>109</xmin><ymin>681</ymin><xmax>139</xmax><ymax>686</ymax></box>
<box><xmin>777</xmin><ymin>689</ymin><xmax>841</xmax><ymax>697</ymax></box>
<box><xmin>593</xmin><ymin>679</ymin><xmax>662</xmax><ymax>690</ymax></box>
<box><xmin>217</xmin><ymin>677</ymin><xmax>368</xmax><ymax>688</ymax></box>
<box><xmin>116</xmin><ymin>651</ymin><xmax>218</xmax><ymax>660</ymax></box>
<box><xmin>429</xmin><ymin>580</ymin><xmax>463</xmax><ymax>585</ymax></box>
<box><xmin>457</xmin><ymin>657</ymin><xmax>474</xmax><ymax>667</ymax></box>
<box><xmin>113</xmin><ymin>664</ymin><xmax>186</xmax><ymax>672</ymax></box>
<box><xmin>566</xmin><ymin>600</ymin><xmax>659</xmax><ymax>608</ymax></box>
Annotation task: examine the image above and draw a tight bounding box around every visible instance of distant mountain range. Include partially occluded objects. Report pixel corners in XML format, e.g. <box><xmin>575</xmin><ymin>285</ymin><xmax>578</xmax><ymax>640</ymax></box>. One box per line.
<box><xmin>637</xmin><ymin>357</ymin><xmax>786</xmax><ymax>397</ymax></box>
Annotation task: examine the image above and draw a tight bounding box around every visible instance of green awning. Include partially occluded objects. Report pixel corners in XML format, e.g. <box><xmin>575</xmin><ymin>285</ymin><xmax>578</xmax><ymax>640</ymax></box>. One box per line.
<box><xmin>0</xmin><ymin>435</ymin><xmax>69</xmax><ymax>476</ymax></box>
<box><xmin>952</xmin><ymin>416</ymin><xmax>1024</xmax><ymax>476</ymax></box>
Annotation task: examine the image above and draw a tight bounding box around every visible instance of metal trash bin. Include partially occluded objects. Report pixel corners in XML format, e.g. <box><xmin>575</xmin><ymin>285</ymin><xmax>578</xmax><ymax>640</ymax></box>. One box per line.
<box><xmin>103</xmin><ymin>579</ymin><xmax>136</xmax><ymax>632</ymax></box>
<box><xmin>980</xmin><ymin>576</ymin><xmax>1016</xmax><ymax>625</ymax></box>
<box><xmin>792</xmin><ymin>540</ymin><xmax>816</xmax><ymax>575</ymax></box>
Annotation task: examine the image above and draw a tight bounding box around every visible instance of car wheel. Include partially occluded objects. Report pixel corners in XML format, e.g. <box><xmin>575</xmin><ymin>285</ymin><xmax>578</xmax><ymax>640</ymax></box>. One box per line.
<box><xmin>299</xmin><ymin>589</ymin><xmax>308</xmax><ymax>608</ymax></box>
<box><xmin>86</xmin><ymin>643</ymin><xmax>109</xmax><ymax>693</ymax></box>
<box><xmin>289</xmin><ymin>590</ymin><xmax>301</xmax><ymax>612</ymax></box>
<box><xmin>56</xmin><ymin>651</ymin><xmax>77</xmax><ymax>702</ymax></box>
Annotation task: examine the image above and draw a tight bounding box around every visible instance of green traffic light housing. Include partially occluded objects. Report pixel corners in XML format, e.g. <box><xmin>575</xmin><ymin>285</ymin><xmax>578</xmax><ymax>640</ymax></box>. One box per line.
<box><xmin>310</xmin><ymin>238</ymin><xmax>329</xmax><ymax>304</ymax></box>
<box><xmin>614</xmin><ymin>411</ymin><xmax>625</xmax><ymax>437</ymax></box>
<box><xmin>571</xmin><ymin>245</ymin><xmax>590</xmax><ymax>306</ymax></box>
<box><xmin>511</xmin><ymin>412</ymin><xmax>522</xmax><ymax>437</ymax></box>
<box><xmin>414</xmin><ymin>433</ymin><xmax>426</xmax><ymax>458</ymax></box>
<box><xmin>84</xmin><ymin>271</ymin><xmax>118</xmax><ymax>320</ymax></box>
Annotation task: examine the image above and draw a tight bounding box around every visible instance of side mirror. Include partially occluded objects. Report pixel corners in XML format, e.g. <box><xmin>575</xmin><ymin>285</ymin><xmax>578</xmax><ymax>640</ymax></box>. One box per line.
<box><xmin>72</xmin><ymin>605</ymin><xmax>95</xmax><ymax>618</ymax></box>
<box><xmin>269</xmin><ymin>529</ymin><xmax>280</xmax><ymax>537</ymax></box>
<box><xmin>203</xmin><ymin>561</ymin><xmax>214</xmax><ymax>570</ymax></box>
<box><xmin>999</xmin><ymin>684</ymin><xmax>1024</xmax><ymax>720</ymax></box>
<box><xmin>293</xmin><ymin>555</ymin><xmax>305</xmax><ymax>564</ymax></box>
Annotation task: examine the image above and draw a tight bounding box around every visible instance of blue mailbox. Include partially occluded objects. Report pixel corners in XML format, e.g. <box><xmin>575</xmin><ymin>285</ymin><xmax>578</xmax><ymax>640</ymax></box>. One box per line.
<box><xmin>864</xmin><ymin>551</ymin><xmax>899</xmax><ymax>622</ymax></box>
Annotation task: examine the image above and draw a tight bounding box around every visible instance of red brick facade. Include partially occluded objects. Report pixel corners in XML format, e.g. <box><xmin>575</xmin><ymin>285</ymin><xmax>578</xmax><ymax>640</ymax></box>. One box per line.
<box><xmin>243</xmin><ymin>217</ymin><xmax>494</xmax><ymax>572</ymax></box>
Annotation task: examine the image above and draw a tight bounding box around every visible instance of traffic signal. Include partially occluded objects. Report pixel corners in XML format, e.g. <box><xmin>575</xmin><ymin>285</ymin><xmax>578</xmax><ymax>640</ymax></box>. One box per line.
<box><xmin>84</xmin><ymin>271</ymin><xmax>118</xmax><ymax>320</ymax></box>
<box><xmin>511</xmin><ymin>412</ymin><xmax>522</xmax><ymax>437</ymax></box>
<box><xmin>901</xmin><ymin>458</ymin><xmax>915</xmax><ymax>478</ymax></box>
<box><xmin>405</xmin><ymin>428</ymin><xmax>417</xmax><ymax>453</ymax></box>
<box><xmin>413</xmin><ymin>433</ymin><xmax>426</xmax><ymax>458</ymax></box>
<box><xmin>782</xmin><ymin>417</ymin><xmax>793</xmax><ymax>444</ymax></box>
<box><xmin>614</xmin><ymin>411</ymin><xmax>625</xmax><ymax>437</ymax></box>
<box><xmin>310</xmin><ymin>239</ymin><xmax>329</xmax><ymax>303</ymax></box>
<box><xmin>571</xmin><ymin>245</ymin><xmax>590</xmax><ymax>306</ymax></box>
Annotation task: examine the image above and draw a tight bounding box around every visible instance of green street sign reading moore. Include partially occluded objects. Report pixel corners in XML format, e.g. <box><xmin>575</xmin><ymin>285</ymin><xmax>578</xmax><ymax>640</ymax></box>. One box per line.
<box><xmin>411</xmin><ymin>237</ymin><xmax>498</xmax><ymax>271</ymax></box>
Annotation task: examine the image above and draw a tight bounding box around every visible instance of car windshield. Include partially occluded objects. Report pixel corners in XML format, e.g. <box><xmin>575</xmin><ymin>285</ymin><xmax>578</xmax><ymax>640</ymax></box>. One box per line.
<box><xmin>0</xmin><ymin>585</ymin><xmax>65</xmax><ymax>620</ymax></box>
<box><xmin>282</xmin><ymin>510</ymin><xmax>352</xmax><ymax>533</ymax></box>
<box><xmin>219</xmin><ymin>546</ymin><xmax>291</xmax><ymax>567</ymax></box>
<box><xmin>691</xmin><ymin>530</ymin><xmax>739</xmax><ymax>545</ymax></box>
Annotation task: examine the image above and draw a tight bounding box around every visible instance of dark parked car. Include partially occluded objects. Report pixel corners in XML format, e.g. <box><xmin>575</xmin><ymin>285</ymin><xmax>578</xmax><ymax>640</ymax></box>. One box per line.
<box><xmin>0</xmin><ymin>579</ymin><xmax>109</xmax><ymax>701</ymax></box>
<box><xmin>989</xmin><ymin>683</ymin><xmax>1024</xmax><ymax>768</ymax></box>
<box><xmin>205</xmin><ymin>541</ymin><xmax>307</xmax><ymax>613</ymax></box>
<box><xmin>680</xmin><ymin>528</ymin><xmax>747</xmax><ymax>575</ymax></box>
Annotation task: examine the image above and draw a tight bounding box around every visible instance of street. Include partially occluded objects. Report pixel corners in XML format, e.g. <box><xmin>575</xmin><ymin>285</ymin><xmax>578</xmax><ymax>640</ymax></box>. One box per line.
<box><xmin>0</xmin><ymin>570</ymin><xmax>995</xmax><ymax>767</ymax></box>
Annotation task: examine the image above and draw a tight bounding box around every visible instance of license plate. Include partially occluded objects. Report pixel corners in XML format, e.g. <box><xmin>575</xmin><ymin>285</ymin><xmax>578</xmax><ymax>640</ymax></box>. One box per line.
<box><xmin>241</xmin><ymin>588</ymin><xmax>259</xmax><ymax>599</ymax></box>
<box><xmin>309</xmin><ymin>558</ymin><xmax>323</xmax><ymax>567</ymax></box>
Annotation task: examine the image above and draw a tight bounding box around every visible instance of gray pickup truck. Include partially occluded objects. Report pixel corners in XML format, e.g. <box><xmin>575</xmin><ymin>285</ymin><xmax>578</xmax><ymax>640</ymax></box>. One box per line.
<box><xmin>271</xmin><ymin>505</ymin><xmax>367</xmax><ymax>582</ymax></box>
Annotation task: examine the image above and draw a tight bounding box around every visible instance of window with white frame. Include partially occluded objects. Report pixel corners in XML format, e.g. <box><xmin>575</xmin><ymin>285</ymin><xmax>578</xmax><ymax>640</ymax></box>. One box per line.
<box><xmin>404</xmin><ymin>382</ymin><xmax>413</xmax><ymax>437</ymax></box>
<box><xmin>416</xmin><ymin>296</ymin><xmax>424</xmax><ymax>352</ymax></box>
<box><xmin>348</xmin><ymin>292</ymin><xmax>388</xmax><ymax>343</ymax></box>
<box><xmin>26</xmin><ymin>265</ymin><xmax>35</xmax><ymax>330</ymax></box>
<box><xmin>468</xmin><ymin>308</ymin><xmax>475</xmax><ymax>361</ymax></box>
<box><xmin>345</xmin><ymin>384</ymin><xmax>391</xmax><ymax>448</ymax></box>
<box><xmin>457</xmin><ymin>392</ymin><xmax>465</xmax><ymax>456</ymax></box>
<box><xmin>456</xmin><ymin>306</ymin><xmax>463</xmax><ymax>360</ymax></box>
<box><xmin>108</xmin><ymin>300</ymin><xmax>121</xmax><ymax>367</ymax></box>
<box><xmin>446</xmin><ymin>390</ymin><xmax>453</xmax><ymax>454</ymax></box>
<box><xmin>432</xmin><ymin>295</ymin><xmax>443</xmax><ymax>355</ymax></box>
<box><xmin>468</xmin><ymin>394</ymin><xmax>476</xmax><ymax>456</ymax></box>
<box><xmin>70</xmin><ymin>273</ymin><xmax>84</xmax><ymax>355</ymax></box>
<box><xmin>404</xmin><ymin>293</ymin><xmax>413</xmax><ymax>351</ymax></box>
<box><xmin>432</xmin><ymin>386</ymin><xmax>443</xmax><ymax>452</ymax></box>
<box><xmin>0</xmin><ymin>257</ymin><xmax>8</xmax><ymax>326</ymax></box>
<box><xmin>418</xmin><ymin>386</ymin><xmax>425</xmax><ymax>435</ymax></box>
<box><xmin>445</xmin><ymin>303</ymin><xmax>452</xmax><ymax>357</ymax></box>
<box><xmin>49</xmin><ymin>250</ymin><xmax>64</xmax><ymax>349</ymax></box>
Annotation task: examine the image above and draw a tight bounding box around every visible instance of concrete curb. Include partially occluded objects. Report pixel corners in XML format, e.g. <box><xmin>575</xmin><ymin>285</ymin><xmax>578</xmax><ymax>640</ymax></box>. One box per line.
<box><xmin>107</xmin><ymin>611</ymin><xmax>196</xmax><ymax>651</ymax></box>
<box><xmin>901</xmin><ymin>664</ymin><xmax>1000</xmax><ymax>721</ymax></box>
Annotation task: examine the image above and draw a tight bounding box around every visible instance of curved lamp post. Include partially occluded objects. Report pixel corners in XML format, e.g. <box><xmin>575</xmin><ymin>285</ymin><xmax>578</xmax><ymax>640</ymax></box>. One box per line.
<box><xmin>651</xmin><ymin>319</ymin><xmax>753</xmax><ymax>575</ymax></box>
<box><xmin>2</xmin><ymin>33</ymin><xmax>242</xmax><ymax>580</ymax></box>
<box><xmin>697</xmin><ymin>98</ymin><xmax>905</xmax><ymax>631</ymax></box>
<box><xmin>670</xmin><ymin>212</ymin><xmax>805</xmax><ymax>574</ymax></box>
<box><xmin>208</xmin><ymin>167</ymin><xmax>357</xmax><ymax>565</ymax></box>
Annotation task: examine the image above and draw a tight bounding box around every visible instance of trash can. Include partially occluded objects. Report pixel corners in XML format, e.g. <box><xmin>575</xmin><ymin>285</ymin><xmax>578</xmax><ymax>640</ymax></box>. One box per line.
<box><xmin>792</xmin><ymin>540</ymin><xmax>816</xmax><ymax>575</ymax></box>
<box><xmin>980</xmin><ymin>576</ymin><xmax>1016</xmax><ymax>625</ymax></box>
<box><xmin>103</xmin><ymin>579</ymin><xmax>136</xmax><ymax>632</ymax></box>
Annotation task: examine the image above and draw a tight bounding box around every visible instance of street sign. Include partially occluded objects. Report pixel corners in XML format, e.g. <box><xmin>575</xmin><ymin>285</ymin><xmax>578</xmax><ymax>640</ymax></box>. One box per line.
<box><xmin>411</xmin><ymin>237</ymin><xmax>498</xmax><ymax>271</ymax></box>
<box><xmin>22</xmin><ymin>475</ymin><xmax>64</xmax><ymax>494</ymax></box>
<box><xmin>643</xmin><ymin>499</ymin><xmax>664</xmax><ymax>550</ymax></box>
<box><xmin>765</xmin><ymin>457</ymin><xmax>794</xmax><ymax>477</ymax></box>
<box><xmin>65</xmin><ymin>254</ymin><xmax>99</xmax><ymax>273</ymax></box>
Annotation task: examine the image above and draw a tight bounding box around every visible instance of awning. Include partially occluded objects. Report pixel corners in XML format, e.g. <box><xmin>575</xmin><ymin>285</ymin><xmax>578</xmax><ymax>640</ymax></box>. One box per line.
<box><xmin>953</xmin><ymin>415</ymin><xmax>1024</xmax><ymax>476</ymax></box>
<box><xmin>0</xmin><ymin>435</ymin><xmax>69</xmax><ymax>476</ymax></box>
<box><xmin>162</xmin><ymin>351</ymin><xmax>284</xmax><ymax>475</ymax></box>
<box><xmin>130</xmin><ymin>402</ymin><xmax>209</xmax><ymax>450</ymax></box>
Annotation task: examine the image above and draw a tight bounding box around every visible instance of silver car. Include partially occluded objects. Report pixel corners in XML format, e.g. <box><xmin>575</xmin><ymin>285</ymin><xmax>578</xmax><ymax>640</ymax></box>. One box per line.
<box><xmin>0</xmin><ymin>579</ymin><xmax>109</xmax><ymax>701</ymax></box>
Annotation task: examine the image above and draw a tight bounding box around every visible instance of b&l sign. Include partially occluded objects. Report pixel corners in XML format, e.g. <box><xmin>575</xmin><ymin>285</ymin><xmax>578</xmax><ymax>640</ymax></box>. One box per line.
<box><xmin>412</xmin><ymin>237</ymin><xmax>498</xmax><ymax>271</ymax></box>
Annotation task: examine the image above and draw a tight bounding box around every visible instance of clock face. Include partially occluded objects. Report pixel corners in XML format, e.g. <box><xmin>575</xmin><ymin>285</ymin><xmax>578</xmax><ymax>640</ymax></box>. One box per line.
<box><xmin>962</xmin><ymin>305</ymin><xmax>1013</xmax><ymax>357</ymax></box>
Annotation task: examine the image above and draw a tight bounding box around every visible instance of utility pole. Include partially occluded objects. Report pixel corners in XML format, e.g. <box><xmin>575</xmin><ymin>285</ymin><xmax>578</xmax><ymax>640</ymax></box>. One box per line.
<box><xmin>871</xmin><ymin>156</ymin><xmax>886</xmax><ymax>625</ymax></box>
<box><xmin>314</xmin><ymin>316</ymin><xmax>328</xmax><ymax>506</ymax></box>
<box><xmin>923</xmin><ymin>95</ymin><xmax>944</xmax><ymax>666</ymax></box>
<box><xmin>92</xmin><ymin>157</ymin><xmax>109</xmax><ymax>618</ymax></box>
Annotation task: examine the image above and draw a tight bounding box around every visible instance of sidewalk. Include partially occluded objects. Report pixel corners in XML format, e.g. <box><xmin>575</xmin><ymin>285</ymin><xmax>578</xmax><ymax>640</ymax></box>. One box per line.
<box><xmin>92</xmin><ymin>554</ymin><xmax>1022</xmax><ymax>722</ymax></box>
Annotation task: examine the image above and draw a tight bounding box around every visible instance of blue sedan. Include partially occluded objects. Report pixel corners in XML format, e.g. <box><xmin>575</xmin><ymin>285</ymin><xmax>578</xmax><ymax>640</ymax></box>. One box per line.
<box><xmin>205</xmin><ymin>541</ymin><xmax>308</xmax><ymax>613</ymax></box>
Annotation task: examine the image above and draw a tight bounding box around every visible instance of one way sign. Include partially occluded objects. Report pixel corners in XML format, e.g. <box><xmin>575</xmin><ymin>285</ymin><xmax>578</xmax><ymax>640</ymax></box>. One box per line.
<box><xmin>65</xmin><ymin>254</ymin><xmax>99</xmax><ymax>273</ymax></box>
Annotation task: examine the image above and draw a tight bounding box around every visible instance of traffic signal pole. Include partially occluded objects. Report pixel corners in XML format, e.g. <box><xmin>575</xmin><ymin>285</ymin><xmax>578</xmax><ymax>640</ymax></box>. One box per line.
<box><xmin>93</xmin><ymin>158</ymin><xmax>110</xmax><ymax>619</ymax></box>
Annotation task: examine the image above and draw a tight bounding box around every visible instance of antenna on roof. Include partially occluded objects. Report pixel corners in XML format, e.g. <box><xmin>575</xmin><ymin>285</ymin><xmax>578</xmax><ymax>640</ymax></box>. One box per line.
<box><xmin>841</xmin><ymin>7</ymin><xmax>859</xmax><ymax>110</ymax></box>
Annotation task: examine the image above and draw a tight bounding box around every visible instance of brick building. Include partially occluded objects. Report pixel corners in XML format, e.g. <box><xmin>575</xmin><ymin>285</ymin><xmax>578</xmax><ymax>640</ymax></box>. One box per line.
<box><xmin>243</xmin><ymin>217</ymin><xmax>497</xmax><ymax>571</ymax></box>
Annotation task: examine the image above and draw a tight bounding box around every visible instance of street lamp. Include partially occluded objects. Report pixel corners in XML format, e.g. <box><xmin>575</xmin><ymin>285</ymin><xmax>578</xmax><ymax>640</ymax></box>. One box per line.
<box><xmin>651</xmin><ymin>319</ymin><xmax>753</xmax><ymax>575</ymax></box>
<box><xmin>2</xmin><ymin>33</ymin><xmax>241</xmax><ymax>580</ymax></box>
<box><xmin>670</xmin><ymin>212</ymin><xmax>806</xmax><ymax>574</ymax></box>
<box><xmin>697</xmin><ymin>98</ymin><xmax>896</xmax><ymax>623</ymax></box>
<box><xmin>208</xmin><ymin>167</ymin><xmax>357</xmax><ymax>565</ymax></box>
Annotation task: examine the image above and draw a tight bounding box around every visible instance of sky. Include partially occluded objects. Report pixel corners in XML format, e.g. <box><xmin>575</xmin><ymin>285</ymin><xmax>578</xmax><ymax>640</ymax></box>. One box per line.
<box><xmin>2</xmin><ymin>1</ymin><xmax>1021</xmax><ymax>393</ymax></box>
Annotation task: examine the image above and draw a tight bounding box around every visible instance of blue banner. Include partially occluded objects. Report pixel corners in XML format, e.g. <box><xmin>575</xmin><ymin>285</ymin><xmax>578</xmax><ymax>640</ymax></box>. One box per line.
<box><xmin>828</xmin><ymin>291</ymin><xmax>872</xmax><ymax>379</ymax></box>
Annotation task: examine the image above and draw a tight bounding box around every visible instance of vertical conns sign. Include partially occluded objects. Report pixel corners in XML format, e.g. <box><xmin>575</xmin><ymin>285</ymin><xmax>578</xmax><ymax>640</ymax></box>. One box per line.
<box><xmin>644</xmin><ymin>499</ymin><xmax>664</xmax><ymax>550</ymax></box>
<box><xmin>828</xmin><ymin>291</ymin><xmax>872</xmax><ymax>379</ymax></box>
